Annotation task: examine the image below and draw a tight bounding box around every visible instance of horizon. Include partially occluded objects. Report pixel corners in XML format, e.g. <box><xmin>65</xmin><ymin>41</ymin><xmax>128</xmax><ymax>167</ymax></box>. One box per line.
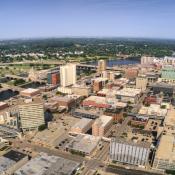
<box><xmin>0</xmin><ymin>0</ymin><xmax>175</xmax><ymax>39</ymax></box>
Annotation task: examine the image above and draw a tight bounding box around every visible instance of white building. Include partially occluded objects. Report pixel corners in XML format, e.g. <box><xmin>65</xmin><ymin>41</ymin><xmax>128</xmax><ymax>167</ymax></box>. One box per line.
<box><xmin>18</xmin><ymin>98</ymin><xmax>45</xmax><ymax>131</ymax></box>
<box><xmin>60</xmin><ymin>64</ymin><xmax>76</xmax><ymax>87</ymax></box>
<box><xmin>110</xmin><ymin>138</ymin><xmax>150</xmax><ymax>167</ymax></box>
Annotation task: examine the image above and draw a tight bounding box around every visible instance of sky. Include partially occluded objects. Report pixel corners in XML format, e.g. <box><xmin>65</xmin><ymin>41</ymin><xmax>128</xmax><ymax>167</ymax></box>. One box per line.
<box><xmin>0</xmin><ymin>0</ymin><xmax>175</xmax><ymax>39</ymax></box>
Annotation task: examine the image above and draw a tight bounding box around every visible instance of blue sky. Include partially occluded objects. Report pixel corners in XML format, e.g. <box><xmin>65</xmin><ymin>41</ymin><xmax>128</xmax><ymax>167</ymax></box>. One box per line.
<box><xmin>0</xmin><ymin>0</ymin><xmax>175</xmax><ymax>39</ymax></box>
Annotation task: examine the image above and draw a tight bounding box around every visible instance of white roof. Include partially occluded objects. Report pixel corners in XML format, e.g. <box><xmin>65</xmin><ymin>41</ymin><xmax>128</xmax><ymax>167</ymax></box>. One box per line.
<box><xmin>116</xmin><ymin>88</ymin><xmax>141</xmax><ymax>97</ymax></box>
<box><xmin>21</xmin><ymin>88</ymin><xmax>39</xmax><ymax>93</ymax></box>
<box><xmin>94</xmin><ymin>115</ymin><xmax>113</xmax><ymax>127</ymax></box>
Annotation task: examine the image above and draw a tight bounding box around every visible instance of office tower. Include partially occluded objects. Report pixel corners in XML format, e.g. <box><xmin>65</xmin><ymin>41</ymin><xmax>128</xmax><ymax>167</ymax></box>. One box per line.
<box><xmin>98</xmin><ymin>60</ymin><xmax>107</xmax><ymax>73</ymax></box>
<box><xmin>136</xmin><ymin>75</ymin><xmax>148</xmax><ymax>91</ymax></box>
<box><xmin>60</xmin><ymin>64</ymin><xmax>76</xmax><ymax>87</ymax></box>
<box><xmin>47</xmin><ymin>71</ymin><xmax>60</xmax><ymax>85</ymax></box>
<box><xmin>18</xmin><ymin>98</ymin><xmax>45</xmax><ymax>131</ymax></box>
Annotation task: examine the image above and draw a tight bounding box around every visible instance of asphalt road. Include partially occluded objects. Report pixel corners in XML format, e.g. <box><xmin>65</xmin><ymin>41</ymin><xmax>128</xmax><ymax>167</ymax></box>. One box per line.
<box><xmin>106</xmin><ymin>166</ymin><xmax>162</xmax><ymax>175</ymax></box>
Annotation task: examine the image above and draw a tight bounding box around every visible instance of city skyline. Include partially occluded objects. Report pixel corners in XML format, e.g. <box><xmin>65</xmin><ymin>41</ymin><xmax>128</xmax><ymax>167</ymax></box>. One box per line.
<box><xmin>0</xmin><ymin>0</ymin><xmax>175</xmax><ymax>39</ymax></box>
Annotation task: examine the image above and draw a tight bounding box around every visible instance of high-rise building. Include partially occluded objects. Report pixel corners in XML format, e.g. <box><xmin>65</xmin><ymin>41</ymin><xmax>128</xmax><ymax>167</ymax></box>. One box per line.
<box><xmin>18</xmin><ymin>98</ymin><xmax>45</xmax><ymax>131</ymax></box>
<box><xmin>98</xmin><ymin>60</ymin><xmax>107</xmax><ymax>73</ymax></box>
<box><xmin>136</xmin><ymin>75</ymin><xmax>148</xmax><ymax>91</ymax></box>
<box><xmin>47</xmin><ymin>71</ymin><xmax>60</xmax><ymax>85</ymax></box>
<box><xmin>110</xmin><ymin>138</ymin><xmax>150</xmax><ymax>167</ymax></box>
<box><xmin>60</xmin><ymin>64</ymin><xmax>76</xmax><ymax>87</ymax></box>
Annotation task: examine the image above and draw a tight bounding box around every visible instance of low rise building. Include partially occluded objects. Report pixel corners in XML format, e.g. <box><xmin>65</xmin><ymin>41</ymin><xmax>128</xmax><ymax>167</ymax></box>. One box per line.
<box><xmin>14</xmin><ymin>152</ymin><xmax>80</xmax><ymax>175</ymax></box>
<box><xmin>0</xmin><ymin>150</ymin><xmax>27</xmax><ymax>175</ymax></box>
<box><xmin>51</xmin><ymin>96</ymin><xmax>75</xmax><ymax>110</ymax></box>
<box><xmin>66</xmin><ymin>134</ymin><xmax>101</xmax><ymax>155</ymax></box>
<box><xmin>153</xmin><ymin>134</ymin><xmax>175</xmax><ymax>171</ymax></box>
<box><xmin>116</xmin><ymin>88</ymin><xmax>142</xmax><ymax>104</ymax></box>
<box><xmin>0</xmin><ymin>102</ymin><xmax>8</xmax><ymax>111</ymax></box>
<box><xmin>110</xmin><ymin>137</ymin><xmax>150</xmax><ymax>167</ymax></box>
<box><xmin>92</xmin><ymin>115</ymin><xmax>113</xmax><ymax>137</ymax></box>
<box><xmin>72</xmin><ymin>84</ymin><xmax>92</xmax><ymax>97</ymax></box>
<box><xmin>70</xmin><ymin>118</ymin><xmax>93</xmax><ymax>134</ymax></box>
<box><xmin>20</xmin><ymin>88</ymin><xmax>40</xmax><ymax>98</ymax></box>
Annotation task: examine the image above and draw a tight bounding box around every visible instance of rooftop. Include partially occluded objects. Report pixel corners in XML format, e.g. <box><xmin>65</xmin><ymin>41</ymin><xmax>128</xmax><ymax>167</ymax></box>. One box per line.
<box><xmin>155</xmin><ymin>134</ymin><xmax>175</xmax><ymax>161</ymax></box>
<box><xmin>116</xmin><ymin>88</ymin><xmax>141</xmax><ymax>97</ymax></box>
<box><xmin>72</xmin><ymin>118</ymin><xmax>93</xmax><ymax>129</ymax></box>
<box><xmin>94</xmin><ymin>115</ymin><xmax>113</xmax><ymax>127</ymax></box>
<box><xmin>111</xmin><ymin>137</ymin><xmax>151</xmax><ymax>149</ymax></box>
<box><xmin>14</xmin><ymin>152</ymin><xmax>80</xmax><ymax>175</ymax></box>
<box><xmin>66</xmin><ymin>134</ymin><xmax>101</xmax><ymax>154</ymax></box>
<box><xmin>20</xmin><ymin>88</ymin><xmax>40</xmax><ymax>94</ymax></box>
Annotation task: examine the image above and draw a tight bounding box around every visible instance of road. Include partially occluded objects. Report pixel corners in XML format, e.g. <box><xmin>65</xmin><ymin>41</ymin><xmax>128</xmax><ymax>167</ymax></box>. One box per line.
<box><xmin>106</xmin><ymin>166</ymin><xmax>161</xmax><ymax>175</ymax></box>
<box><xmin>12</xmin><ymin>139</ymin><xmax>162</xmax><ymax>175</ymax></box>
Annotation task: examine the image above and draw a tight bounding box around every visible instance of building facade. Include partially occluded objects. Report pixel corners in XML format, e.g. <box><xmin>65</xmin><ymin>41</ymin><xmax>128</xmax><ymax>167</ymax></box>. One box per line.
<box><xmin>98</xmin><ymin>60</ymin><xmax>107</xmax><ymax>73</ymax></box>
<box><xmin>18</xmin><ymin>99</ymin><xmax>45</xmax><ymax>131</ymax></box>
<box><xmin>110</xmin><ymin>138</ymin><xmax>150</xmax><ymax>167</ymax></box>
<box><xmin>60</xmin><ymin>64</ymin><xmax>76</xmax><ymax>87</ymax></box>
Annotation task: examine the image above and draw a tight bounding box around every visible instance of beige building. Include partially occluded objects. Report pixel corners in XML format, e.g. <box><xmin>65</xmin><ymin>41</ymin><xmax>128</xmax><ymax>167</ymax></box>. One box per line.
<box><xmin>136</xmin><ymin>75</ymin><xmax>148</xmax><ymax>91</ymax></box>
<box><xmin>98</xmin><ymin>60</ymin><xmax>106</xmax><ymax>73</ymax></box>
<box><xmin>92</xmin><ymin>115</ymin><xmax>113</xmax><ymax>137</ymax></box>
<box><xmin>70</xmin><ymin>118</ymin><xmax>93</xmax><ymax>134</ymax></box>
<box><xmin>18</xmin><ymin>98</ymin><xmax>45</xmax><ymax>131</ymax></box>
<box><xmin>153</xmin><ymin>134</ymin><xmax>175</xmax><ymax>171</ymax></box>
<box><xmin>60</xmin><ymin>64</ymin><xmax>76</xmax><ymax>87</ymax></box>
<box><xmin>72</xmin><ymin>84</ymin><xmax>91</xmax><ymax>97</ymax></box>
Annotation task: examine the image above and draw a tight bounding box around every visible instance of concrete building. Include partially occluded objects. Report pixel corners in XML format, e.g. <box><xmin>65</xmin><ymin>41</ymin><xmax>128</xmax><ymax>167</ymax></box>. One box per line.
<box><xmin>50</xmin><ymin>96</ymin><xmax>75</xmax><ymax>110</ymax></box>
<box><xmin>98</xmin><ymin>60</ymin><xmax>106</xmax><ymax>73</ymax></box>
<box><xmin>66</xmin><ymin>134</ymin><xmax>101</xmax><ymax>155</ymax></box>
<box><xmin>116</xmin><ymin>88</ymin><xmax>142</xmax><ymax>104</ymax></box>
<box><xmin>125</xmin><ymin>68</ymin><xmax>139</xmax><ymax>79</ymax></box>
<box><xmin>161</xmin><ymin>65</ymin><xmax>175</xmax><ymax>84</ymax></box>
<box><xmin>60</xmin><ymin>64</ymin><xmax>76</xmax><ymax>87</ymax></box>
<box><xmin>0</xmin><ymin>150</ymin><xmax>27</xmax><ymax>175</ymax></box>
<box><xmin>0</xmin><ymin>102</ymin><xmax>8</xmax><ymax>111</ymax></box>
<box><xmin>110</xmin><ymin>138</ymin><xmax>150</xmax><ymax>167</ymax></box>
<box><xmin>141</xmin><ymin>56</ymin><xmax>155</xmax><ymax>65</ymax></box>
<box><xmin>92</xmin><ymin>115</ymin><xmax>113</xmax><ymax>137</ymax></box>
<box><xmin>47</xmin><ymin>70</ymin><xmax>59</xmax><ymax>85</ymax></box>
<box><xmin>136</xmin><ymin>75</ymin><xmax>148</xmax><ymax>91</ymax></box>
<box><xmin>70</xmin><ymin>118</ymin><xmax>93</xmax><ymax>134</ymax></box>
<box><xmin>72</xmin><ymin>84</ymin><xmax>92</xmax><ymax>97</ymax></box>
<box><xmin>153</xmin><ymin>134</ymin><xmax>175</xmax><ymax>171</ymax></box>
<box><xmin>20</xmin><ymin>88</ymin><xmax>40</xmax><ymax>98</ymax></box>
<box><xmin>18</xmin><ymin>98</ymin><xmax>45</xmax><ymax>131</ymax></box>
<box><xmin>14</xmin><ymin>152</ymin><xmax>80</xmax><ymax>175</ymax></box>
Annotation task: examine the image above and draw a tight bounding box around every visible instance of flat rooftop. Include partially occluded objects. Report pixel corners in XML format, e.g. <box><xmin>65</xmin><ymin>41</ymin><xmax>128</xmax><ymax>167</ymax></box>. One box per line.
<box><xmin>116</xmin><ymin>88</ymin><xmax>141</xmax><ymax>97</ymax></box>
<box><xmin>20</xmin><ymin>88</ymin><xmax>40</xmax><ymax>94</ymax></box>
<box><xmin>72</xmin><ymin>118</ymin><xmax>93</xmax><ymax>129</ymax></box>
<box><xmin>155</xmin><ymin>134</ymin><xmax>175</xmax><ymax>161</ymax></box>
<box><xmin>111</xmin><ymin>137</ymin><xmax>151</xmax><ymax>149</ymax></box>
<box><xmin>66</xmin><ymin>134</ymin><xmax>101</xmax><ymax>154</ymax></box>
<box><xmin>14</xmin><ymin>152</ymin><xmax>80</xmax><ymax>175</ymax></box>
<box><xmin>164</xmin><ymin>106</ymin><xmax>175</xmax><ymax>127</ymax></box>
<box><xmin>94</xmin><ymin>115</ymin><xmax>112</xmax><ymax>127</ymax></box>
<box><xmin>3</xmin><ymin>150</ymin><xmax>26</xmax><ymax>162</ymax></box>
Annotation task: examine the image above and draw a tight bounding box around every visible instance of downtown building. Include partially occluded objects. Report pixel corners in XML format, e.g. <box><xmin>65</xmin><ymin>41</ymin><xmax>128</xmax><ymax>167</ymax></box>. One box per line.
<box><xmin>60</xmin><ymin>64</ymin><xmax>76</xmax><ymax>87</ymax></box>
<box><xmin>18</xmin><ymin>98</ymin><xmax>45</xmax><ymax>131</ymax></box>
<box><xmin>110</xmin><ymin>138</ymin><xmax>150</xmax><ymax>167</ymax></box>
